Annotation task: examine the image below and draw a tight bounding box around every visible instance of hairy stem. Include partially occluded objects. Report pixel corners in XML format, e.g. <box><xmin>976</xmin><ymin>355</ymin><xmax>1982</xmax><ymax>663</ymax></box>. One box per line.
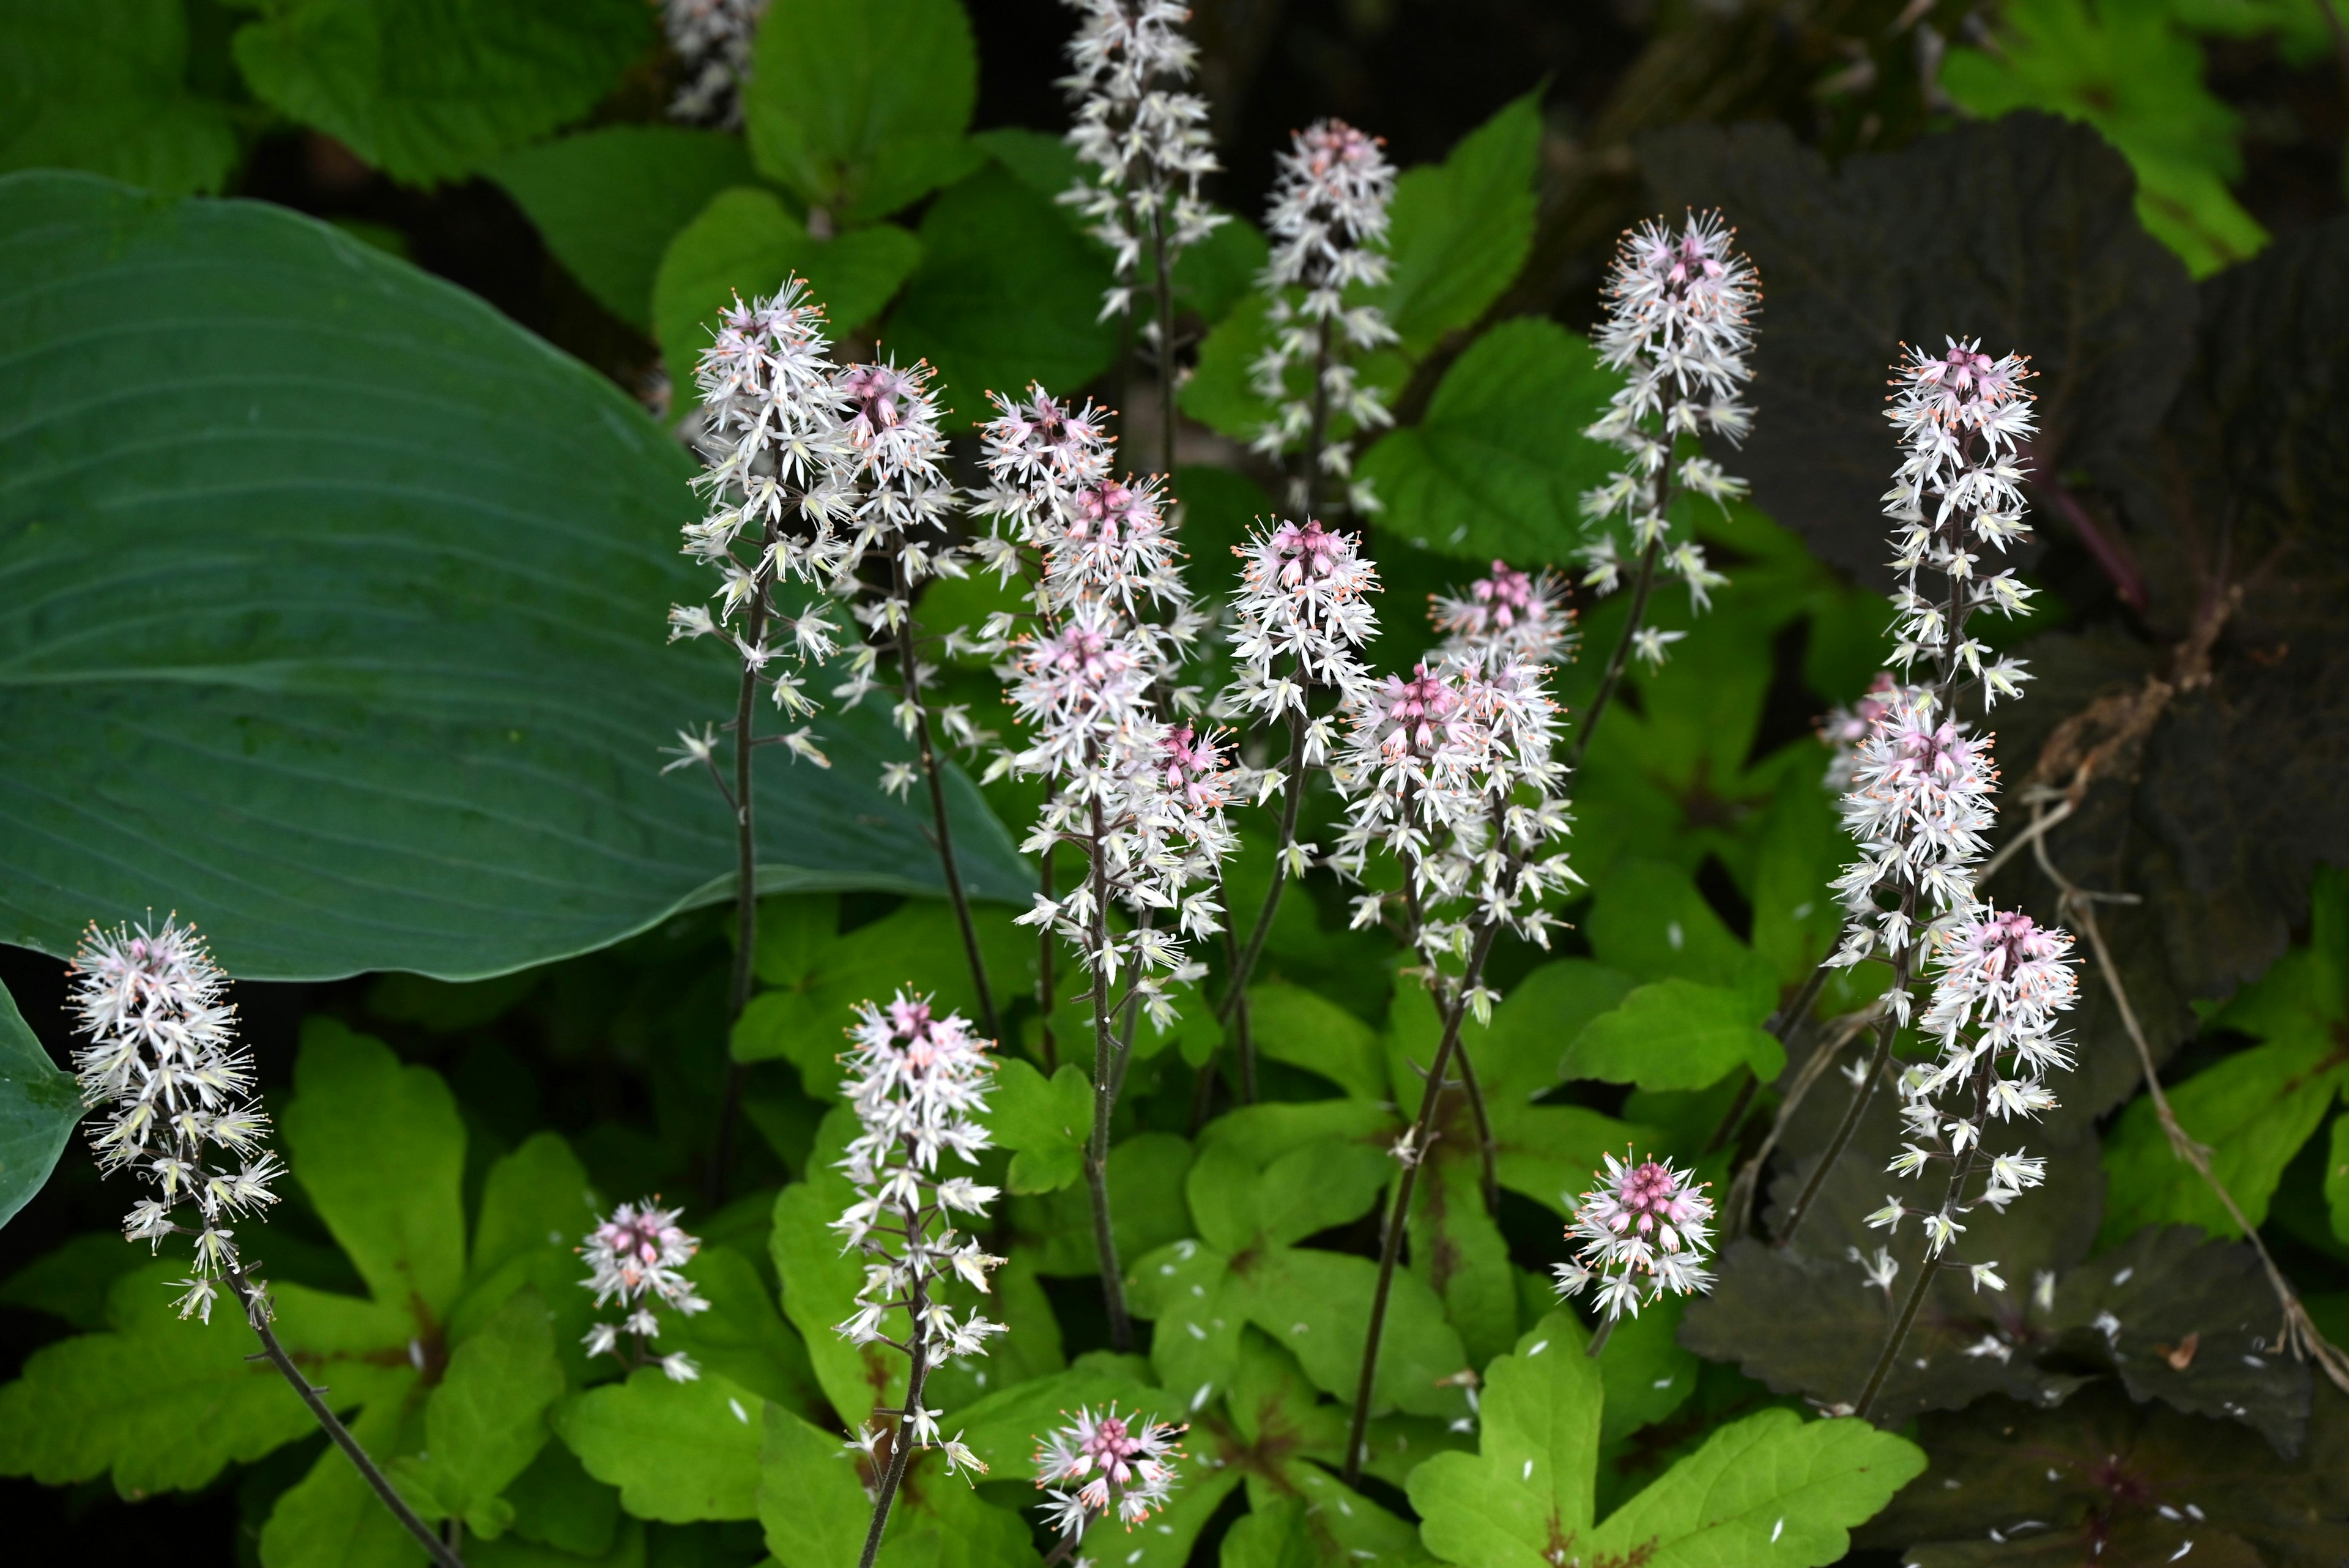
<box><xmin>709</xmin><ymin>521</ymin><xmax>779</xmax><ymax>1203</ymax></box>
<box><xmin>227</xmin><ymin>1265</ymin><xmax>467</xmax><ymax>1568</ymax></box>
<box><xmin>1218</xmin><ymin>705</ymin><xmax>1310</xmax><ymax>1041</ymax></box>
<box><xmin>1563</xmin><ymin>533</ymin><xmax>1663</xmax><ymax>777</ymax></box>
<box><xmin>1584</xmin><ymin>1315</ymin><xmax>1619</xmax><ymax>1359</ymax></box>
<box><xmin>1341</xmin><ymin>921</ymin><xmax>1501</xmax><ymax>1486</ymax></box>
<box><xmin>1085</xmin><ymin>795</ymin><xmax>1134</xmax><ymax>1350</ymax></box>
<box><xmin>1401</xmin><ymin>864</ymin><xmax>1501</xmax><ymax>1212</ymax></box>
<box><xmin>854</xmin><ymin>1279</ymin><xmax>933</xmax><ymax>1568</ymax></box>
<box><xmin>1038</xmin><ymin>793</ymin><xmax>1059</xmax><ymax>1074</ymax></box>
<box><xmin>896</xmin><ymin>561</ymin><xmax>999</xmax><ymax>1041</ymax></box>
<box><xmin>1855</xmin><ymin>1055</ymin><xmax>1994</xmax><ymax>1421</ymax></box>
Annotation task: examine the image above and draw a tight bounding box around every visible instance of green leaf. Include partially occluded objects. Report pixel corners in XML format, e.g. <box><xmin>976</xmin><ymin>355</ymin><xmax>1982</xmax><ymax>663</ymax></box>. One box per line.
<box><xmin>1129</xmin><ymin>1237</ymin><xmax>1247</xmax><ymax>1411</ymax></box>
<box><xmin>771</xmin><ymin>1152</ymin><xmax>906</xmax><ymax>1426</ymax></box>
<box><xmin>1749</xmin><ymin>765</ymin><xmax>1850</xmax><ymax>987</ymax></box>
<box><xmin>1247</xmin><ymin>981</ymin><xmax>1389</xmax><ymax>1101</ymax></box>
<box><xmin>486</xmin><ymin>128</ymin><xmax>755</xmax><ymax>330</ymax></box>
<box><xmin>558</xmin><ymin>1369</ymin><xmax>765</xmax><ymax>1523</ymax></box>
<box><xmin>0</xmin><ymin>1260</ymin><xmax>328</xmax><ymax>1493</ymax></box>
<box><xmin>742</xmin><ymin>0</ymin><xmax>981</xmax><ymax>222</ymax></box>
<box><xmin>260</xmin><ymin>1397</ymin><xmax>421</xmax><ymax>1568</ymax></box>
<box><xmin>1195</xmin><ymin>1099</ymin><xmax>1399</xmax><ymax>1168</ymax></box>
<box><xmin>1407</xmin><ymin>1154</ymin><xmax>1520</xmax><ymax>1368</ymax></box>
<box><xmin>1354</xmin><ymin>319</ymin><xmax>1616</xmax><ymax>562</ymax></box>
<box><xmin>1243</xmin><ymin>1245</ymin><xmax>1472</xmax><ymax>1419</ymax></box>
<box><xmin>2100</xmin><ymin>1029</ymin><xmax>2349</xmax><ymax>1243</ymax></box>
<box><xmin>1409</xmin><ymin>1314</ymin><xmax>1602</xmax><ymax>1568</ymax></box>
<box><xmin>653</xmin><ymin>186</ymin><xmax>922</xmax><ymax>411</ymax></box>
<box><xmin>0</xmin><ymin>173</ymin><xmax>1025</xmax><ymax>982</ymax></box>
<box><xmin>1379</xmin><ymin>93</ymin><xmax>1542</xmax><ymax>356</ymax></box>
<box><xmin>2328</xmin><ymin>1113</ymin><xmax>2349</xmax><ymax>1245</ymax></box>
<box><xmin>1219</xmin><ymin>1495</ymin><xmax>1319</xmax><ymax>1568</ymax></box>
<box><xmin>948</xmin><ymin>1351</ymin><xmax>1163</xmax><ymax>1475</ymax></box>
<box><xmin>885</xmin><ymin>166</ymin><xmax>1121</xmax><ymax>426</ymax></box>
<box><xmin>1008</xmin><ymin>1131</ymin><xmax>1196</xmax><ymax>1279</ymax></box>
<box><xmin>1592</xmin><ymin>1296</ymin><xmax>1698</xmax><ymax>1449</ymax></box>
<box><xmin>1562</xmin><ymin>979</ymin><xmax>1784</xmax><ymax>1093</ymax></box>
<box><xmin>505</xmin><ymin>1439</ymin><xmax>622</xmax><ymax>1558</ymax></box>
<box><xmin>231</xmin><ymin>0</ymin><xmax>655</xmax><ymax>185</ymax></box>
<box><xmin>989</xmin><ymin>1060</ymin><xmax>1093</xmax><ymax>1194</ymax></box>
<box><xmin>282</xmin><ymin>1019</ymin><xmax>469</xmax><ymax>1320</ymax></box>
<box><xmin>1256</xmin><ymin>1139</ymin><xmax>1397</xmax><ymax>1247</ymax></box>
<box><xmin>470</xmin><ymin>1520</ymin><xmax>645</xmax><ymax>1568</ymax></box>
<box><xmin>1583</xmin><ymin>1406</ymin><xmax>1924</xmax><ymax>1567</ymax></box>
<box><xmin>1940</xmin><ymin>0</ymin><xmax>2266</xmax><ymax>277</ymax></box>
<box><xmin>757</xmin><ymin>1400</ymin><xmax>868</xmax><ymax>1568</ymax></box>
<box><xmin>658</xmin><ymin>1245</ymin><xmax>823</xmax><ymax>1417</ymax></box>
<box><xmin>470</xmin><ymin>1132</ymin><xmax>598</xmax><ymax>1284</ymax></box>
<box><xmin>1479</xmin><ymin>960</ymin><xmax>1638</xmax><ymax>1101</ymax></box>
<box><xmin>0</xmin><ymin>1231</ymin><xmax>141</xmax><ymax>1328</ymax></box>
<box><xmin>0</xmin><ymin>0</ymin><xmax>239</xmax><ymax>196</ymax></box>
<box><xmin>731</xmin><ymin>899</ymin><xmax>1028</xmax><ymax>1095</ymax></box>
<box><xmin>1583</xmin><ymin>860</ymin><xmax>1776</xmax><ymax>1002</ymax></box>
<box><xmin>0</xmin><ymin>975</ymin><xmax>76</xmax><ymax>1228</ymax></box>
<box><xmin>395</xmin><ymin>1287</ymin><xmax>566</xmax><ymax>1536</ymax></box>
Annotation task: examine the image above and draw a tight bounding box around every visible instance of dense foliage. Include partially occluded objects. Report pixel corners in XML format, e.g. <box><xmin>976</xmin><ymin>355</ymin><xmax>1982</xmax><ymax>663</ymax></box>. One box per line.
<box><xmin>2</xmin><ymin>2</ymin><xmax>2345</xmax><ymax>1566</ymax></box>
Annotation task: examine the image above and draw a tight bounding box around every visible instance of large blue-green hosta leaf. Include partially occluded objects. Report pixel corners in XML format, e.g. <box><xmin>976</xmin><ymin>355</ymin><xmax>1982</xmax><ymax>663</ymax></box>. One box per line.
<box><xmin>0</xmin><ymin>173</ymin><xmax>1025</xmax><ymax>981</ymax></box>
<box><xmin>0</xmin><ymin>977</ymin><xmax>76</xmax><ymax>1229</ymax></box>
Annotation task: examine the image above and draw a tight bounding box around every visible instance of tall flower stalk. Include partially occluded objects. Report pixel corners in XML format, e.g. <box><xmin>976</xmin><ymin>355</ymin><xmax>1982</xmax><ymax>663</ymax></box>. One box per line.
<box><xmin>1060</xmin><ymin>0</ymin><xmax>1225</xmax><ymax>474</ymax></box>
<box><xmin>68</xmin><ymin>916</ymin><xmax>464</xmax><ymax>1568</ymax></box>
<box><xmin>1329</xmin><ymin>568</ymin><xmax>1578</xmax><ymax>1484</ymax></box>
<box><xmin>1778</xmin><ymin>340</ymin><xmax>2044</xmax><ymax>1246</ymax></box>
<box><xmin>834</xmin><ymin>994</ymin><xmax>1003</xmax><ymax>1568</ymax></box>
<box><xmin>1208</xmin><ymin>516</ymin><xmax>1381</xmax><ymax>1100</ymax></box>
<box><xmin>1252</xmin><ymin>121</ymin><xmax>1397</xmax><ymax>515</ymax></box>
<box><xmin>976</xmin><ymin>385</ymin><xmax>1231</xmax><ymax>1348</ymax></box>
<box><xmin>670</xmin><ymin>289</ymin><xmax>1004</xmax><ymax>1193</ymax></box>
<box><xmin>1570</xmin><ymin>212</ymin><xmax>1757</xmax><ymax>773</ymax></box>
<box><xmin>662</xmin><ymin>0</ymin><xmax>766</xmax><ymax>127</ymax></box>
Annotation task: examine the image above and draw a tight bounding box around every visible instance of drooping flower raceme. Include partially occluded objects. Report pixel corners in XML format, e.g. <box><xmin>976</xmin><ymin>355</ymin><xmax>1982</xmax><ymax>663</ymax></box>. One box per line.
<box><xmin>666</xmin><ymin>281</ymin><xmax>855</xmax><ymax>773</ymax></box>
<box><xmin>68</xmin><ymin>917</ymin><xmax>281</xmax><ymax>1324</ymax></box>
<box><xmin>1883</xmin><ymin>340</ymin><xmax>2039</xmax><ymax>710</ymax></box>
<box><xmin>663</xmin><ymin>0</ymin><xmax>766</xmax><ymax>127</ymax></box>
<box><xmin>1580</xmin><ymin>212</ymin><xmax>1758</xmax><ymax>658</ymax></box>
<box><xmin>833</xmin><ymin>994</ymin><xmax>1004</xmax><ymax>1476</ymax></box>
<box><xmin>1060</xmin><ymin>0</ymin><xmax>1226</xmax><ymax>325</ymax></box>
<box><xmin>1032</xmin><ymin>1405</ymin><xmax>1187</xmax><ymax>1540</ymax></box>
<box><xmin>1554</xmin><ymin>1151</ymin><xmax>1716</xmax><ymax>1323</ymax></box>
<box><xmin>1868</xmin><ymin>909</ymin><xmax>2079</xmax><ymax>1288</ymax></box>
<box><xmin>580</xmin><ymin>1201</ymin><xmax>710</xmax><ymax>1381</ymax></box>
<box><xmin>1251</xmin><ymin>120</ymin><xmax>1398</xmax><ymax>513</ymax></box>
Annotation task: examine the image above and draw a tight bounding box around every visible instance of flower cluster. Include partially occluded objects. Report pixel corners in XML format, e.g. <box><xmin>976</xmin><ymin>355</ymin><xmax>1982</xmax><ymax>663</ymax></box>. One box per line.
<box><xmin>1883</xmin><ymin>339</ymin><xmax>2040</xmax><ymax>708</ymax></box>
<box><xmin>1250</xmin><ymin>119</ymin><xmax>1398</xmax><ymax>513</ymax></box>
<box><xmin>1868</xmin><ymin>908</ymin><xmax>2079</xmax><ymax>1286</ymax></box>
<box><xmin>978</xmin><ymin>388</ymin><xmax>1231</xmax><ymax>1030</ymax></box>
<box><xmin>1580</xmin><ymin>212</ymin><xmax>1758</xmax><ymax>656</ymax></box>
<box><xmin>833</xmin><ymin>993</ymin><xmax>1003</xmax><ymax>1474</ymax></box>
<box><xmin>1817</xmin><ymin>671</ymin><xmax>1905</xmax><ymax>790</ymax></box>
<box><xmin>1060</xmin><ymin>0</ymin><xmax>1227</xmax><ymax>325</ymax></box>
<box><xmin>580</xmin><ymin>1200</ymin><xmax>709</xmax><ymax>1381</ymax></box>
<box><xmin>1554</xmin><ymin>1151</ymin><xmax>1716</xmax><ymax>1323</ymax></box>
<box><xmin>68</xmin><ymin>917</ymin><xmax>281</xmax><ymax>1323</ymax></box>
<box><xmin>1825</xmin><ymin>689</ymin><xmax>1998</xmax><ymax>983</ymax></box>
<box><xmin>1032</xmin><ymin>1405</ymin><xmax>1187</xmax><ymax>1540</ymax></box>
<box><xmin>1330</xmin><ymin>562</ymin><xmax>1578</xmax><ymax>996</ymax></box>
<box><xmin>662</xmin><ymin>0</ymin><xmax>766</xmax><ymax>127</ymax></box>
<box><xmin>666</xmin><ymin>281</ymin><xmax>854</xmax><ymax>771</ymax></box>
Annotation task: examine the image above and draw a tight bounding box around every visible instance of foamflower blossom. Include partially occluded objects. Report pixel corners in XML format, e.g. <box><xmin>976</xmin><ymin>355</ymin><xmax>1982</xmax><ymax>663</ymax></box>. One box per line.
<box><xmin>667</xmin><ymin>280</ymin><xmax>855</xmax><ymax>767</ymax></box>
<box><xmin>1818</xmin><ymin>671</ymin><xmax>1905</xmax><ymax>790</ymax></box>
<box><xmin>1432</xmin><ymin>561</ymin><xmax>1575</xmax><ymax>669</ymax></box>
<box><xmin>1033</xmin><ymin>1405</ymin><xmax>1187</xmax><ymax>1539</ymax></box>
<box><xmin>1883</xmin><ymin>340</ymin><xmax>2040</xmax><ymax>710</ymax></box>
<box><xmin>1251</xmin><ymin>120</ymin><xmax>1398</xmax><ymax>513</ymax></box>
<box><xmin>1060</xmin><ymin>0</ymin><xmax>1226</xmax><ymax>324</ymax></box>
<box><xmin>1579</xmin><ymin>211</ymin><xmax>1757</xmax><ymax>646</ymax></box>
<box><xmin>662</xmin><ymin>0</ymin><xmax>766</xmax><ymax>127</ymax></box>
<box><xmin>580</xmin><ymin>1200</ymin><xmax>710</xmax><ymax>1382</ymax></box>
<box><xmin>1868</xmin><ymin>909</ymin><xmax>2079</xmax><ymax>1277</ymax></box>
<box><xmin>1825</xmin><ymin>689</ymin><xmax>1999</xmax><ymax>986</ymax></box>
<box><xmin>833</xmin><ymin>994</ymin><xmax>1006</xmax><ymax>1473</ymax></box>
<box><xmin>1554</xmin><ymin>1151</ymin><xmax>1716</xmax><ymax>1323</ymax></box>
<box><xmin>68</xmin><ymin>916</ymin><xmax>281</xmax><ymax>1324</ymax></box>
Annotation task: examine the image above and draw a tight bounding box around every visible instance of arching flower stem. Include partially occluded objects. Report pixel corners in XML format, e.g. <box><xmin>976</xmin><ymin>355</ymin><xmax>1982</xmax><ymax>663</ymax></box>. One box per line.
<box><xmin>1563</xmin><ymin>530</ymin><xmax>1661</xmax><ymax>778</ymax></box>
<box><xmin>708</xmin><ymin>513</ymin><xmax>779</xmax><ymax>1203</ymax></box>
<box><xmin>1085</xmin><ymin>785</ymin><xmax>1135</xmax><ymax>1351</ymax></box>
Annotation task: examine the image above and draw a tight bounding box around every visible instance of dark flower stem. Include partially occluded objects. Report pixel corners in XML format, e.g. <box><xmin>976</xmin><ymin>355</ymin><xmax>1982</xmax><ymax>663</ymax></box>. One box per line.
<box><xmin>708</xmin><ymin>517</ymin><xmax>781</xmax><ymax>1203</ymax></box>
<box><xmin>1341</xmin><ymin>921</ymin><xmax>1501</xmax><ymax>1487</ymax></box>
<box><xmin>226</xmin><ymin>1264</ymin><xmax>467</xmax><ymax>1568</ymax></box>
<box><xmin>1564</xmin><ymin>533</ymin><xmax>1661</xmax><ymax>778</ymax></box>
<box><xmin>854</xmin><ymin>1199</ymin><xmax>935</xmax><ymax>1568</ymax></box>
<box><xmin>1085</xmin><ymin>792</ymin><xmax>1134</xmax><ymax>1350</ymax></box>
<box><xmin>895</xmin><ymin>558</ymin><xmax>1000</xmax><ymax>1042</ymax></box>
<box><xmin>1584</xmin><ymin>1315</ymin><xmax>1619</xmax><ymax>1359</ymax></box>
<box><xmin>1152</xmin><ymin>208</ymin><xmax>1179</xmax><ymax>478</ymax></box>
<box><xmin>1217</xmin><ymin>705</ymin><xmax>1310</xmax><ymax>1099</ymax></box>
